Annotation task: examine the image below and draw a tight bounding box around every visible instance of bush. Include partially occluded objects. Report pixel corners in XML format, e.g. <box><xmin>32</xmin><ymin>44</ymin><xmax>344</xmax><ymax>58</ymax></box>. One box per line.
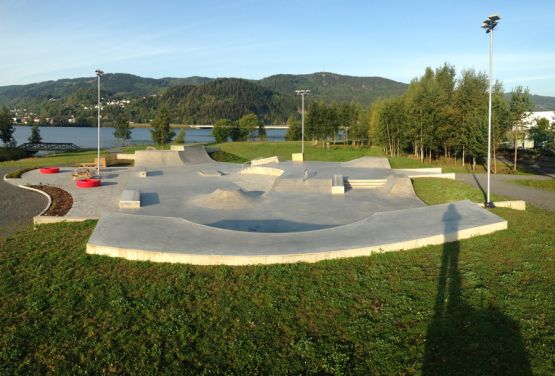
<box><xmin>0</xmin><ymin>147</ymin><xmax>27</xmax><ymax>162</ymax></box>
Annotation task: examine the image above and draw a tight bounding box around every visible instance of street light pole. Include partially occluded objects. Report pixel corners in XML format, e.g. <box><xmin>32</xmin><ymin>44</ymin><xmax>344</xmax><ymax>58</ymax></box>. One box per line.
<box><xmin>95</xmin><ymin>69</ymin><xmax>104</xmax><ymax>177</ymax></box>
<box><xmin>295</xmin><ymin>89</ymin><xmax>310</xmax><ymax>155</ymax></box>
<box><xmin>482</xmin><ymin>14</ymin><xmax>500</xmax><ymax>208</ymax></box>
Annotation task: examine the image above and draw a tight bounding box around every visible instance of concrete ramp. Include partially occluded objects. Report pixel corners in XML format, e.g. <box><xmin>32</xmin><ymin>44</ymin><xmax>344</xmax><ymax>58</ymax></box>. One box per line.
<box><xmin>133</xmin><ymin>146</ymin><xmax>213</xmax><ymax>168</ymax></box>
<box><xmin>342</xmin><ymin>157</ymin><xmax>391</xmax><ymax>169</ymax></box>
<box><xmin>190</xmin><ymin>188</ymin><xmax>261</xmax><ymax>209</ymax></box>
<box><xmin>134</xmin><ymin>150</ymin><xmax>186</xmax><ymax>168</ymax></box>
<box><xmin>179</xmin><ymin>145</ymin><xmax>214</xmax><ymax>164</ymax></box>
<box><xmin>87</xmin><ymin>200</ymin><xmax>508</xmax><ymax>265</ymax></box>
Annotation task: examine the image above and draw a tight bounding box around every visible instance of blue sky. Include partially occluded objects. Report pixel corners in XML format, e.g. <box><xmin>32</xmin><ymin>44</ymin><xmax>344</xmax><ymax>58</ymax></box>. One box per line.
<box><xmin>1</xmin><ymin>0</ymin><xmax>554</xmax><ymax>95</ymax></box>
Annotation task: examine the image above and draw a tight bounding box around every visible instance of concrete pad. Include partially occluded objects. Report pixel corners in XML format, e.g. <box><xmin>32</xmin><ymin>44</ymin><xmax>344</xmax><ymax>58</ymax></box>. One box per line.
<box><xmin>117</xmin><ymin>153</ymin><xmax>135</xmax><ymax>160</ymax></box>
<box><xmin>119</xmin><ymin>189</ymin><xmax>141</xmax><ymax>209</ymax></box>
<box><xmin>409</xmin><ymin>173</ymin><xmax>456</xmax><ymax>180</ymax></box>
<box><xmin>332</xmin><ymin>174</ymin><xmax>345</xmax><ymax>194</ymax></box>
<box><xmin>86</xmin><ymin>200</ymin><xmax>507</xmax><ymax>265</ymax></box>
<box><xmin>292</xmin><ymin>153</ymin><xmax>304</xmax><ymax>162</ymax></box>
<box><xmin>476</xmin><ymin>200</ymin><xmax>526</xmax><ymax>211</ymax></box>
<box><xmin>241</xmin><ymin>166</ymin><xmax>284</xmax><ymax>176</ymax></box>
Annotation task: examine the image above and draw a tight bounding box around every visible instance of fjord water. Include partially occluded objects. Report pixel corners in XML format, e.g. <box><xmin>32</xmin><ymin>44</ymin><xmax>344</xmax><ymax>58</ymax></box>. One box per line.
<box><xmin>12</xmin><ymin>126</ymin><xmax>287</xmax><ymax>149</ymax></box>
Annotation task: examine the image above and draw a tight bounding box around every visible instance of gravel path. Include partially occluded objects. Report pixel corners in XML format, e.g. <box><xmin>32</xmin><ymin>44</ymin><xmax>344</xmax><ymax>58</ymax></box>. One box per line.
<box><xmin>0</xmin><ymin>167</ymin><xmax>49</xmax><ymax>239</ymax></box>
<box><xmin>456</xmin><ymin>173</ymin><xmax>555</xmax><ymax>211</ymax></box>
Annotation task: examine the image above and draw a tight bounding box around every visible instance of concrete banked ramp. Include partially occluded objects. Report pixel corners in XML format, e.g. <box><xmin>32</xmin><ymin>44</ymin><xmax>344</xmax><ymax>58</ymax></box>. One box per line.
<box><xmin>134</xmin><ymin>145</ymin><xmax>213</xmax><ymax>168</ymax></box>
<box><xmin>87</xmin><ymin>200</ymin><xmax>507</xmax><ymax>265</ymax></box>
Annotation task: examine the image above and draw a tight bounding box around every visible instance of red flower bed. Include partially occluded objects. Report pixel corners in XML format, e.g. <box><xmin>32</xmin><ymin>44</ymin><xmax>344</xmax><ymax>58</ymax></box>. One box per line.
<box><xmin>39</xmin><ymin>167</ymin><xmax>60</xmax><ymax>174</ymax></box>
<box><xmin>75</xmin><ymin>179</ymin><xmax>101</xmax><ymax>188</ymax></box>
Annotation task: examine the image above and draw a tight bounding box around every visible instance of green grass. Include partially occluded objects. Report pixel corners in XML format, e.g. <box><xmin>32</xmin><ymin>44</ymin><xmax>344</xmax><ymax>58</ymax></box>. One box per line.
<box><xmin>0</xmin><ymin>149</ymin><xmax>111</xmax><ymax>169</ymax></box>
<box><xmin>214</xmin><ymin>141</ymin><xmax>384</xmax><ymax>162</ymax></box>
<box><xmin>0</xmin><ymin>179</ymin><xmax>553</xmax><ymax>374</ymax></box>
<box><xmin>412</xmin><ymin>178</ymin><xmax>506</xmax><ymax>205</ymax></box>
<box><xmin>508</xmin><ymin>179</ymin><xmax>555</xmax><ymax>193</ymax></box>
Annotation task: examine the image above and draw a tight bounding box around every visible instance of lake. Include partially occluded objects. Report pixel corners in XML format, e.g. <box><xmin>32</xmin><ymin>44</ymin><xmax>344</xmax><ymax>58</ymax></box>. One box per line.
<box><xmin>12</xmin><ymin>126</ymin><xmax>287</xmax><ymax>149</ymax></box>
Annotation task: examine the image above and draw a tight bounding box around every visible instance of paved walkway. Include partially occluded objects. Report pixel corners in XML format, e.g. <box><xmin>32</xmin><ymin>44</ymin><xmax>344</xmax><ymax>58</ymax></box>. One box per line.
<box><xmin>0</xmin><ymin>167</ymin><xmax>48</xmax><ymax>238</ymax></box>
<box><xmin>456</xmin><ymin>173</ymin><xmax>555</xmax><ymax>211</ymax></box>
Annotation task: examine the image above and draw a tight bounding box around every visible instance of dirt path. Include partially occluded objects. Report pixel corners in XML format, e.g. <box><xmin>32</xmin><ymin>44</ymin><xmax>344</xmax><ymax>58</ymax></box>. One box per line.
<box><xmin>456</xmin><ymin>173</ymin><xmax>555</xmax><ymax>211</ymax></box>
<box><xmin>0</xmin><ymin>167</ymin><xmax>49</xmax><ymax>239</ymax></box>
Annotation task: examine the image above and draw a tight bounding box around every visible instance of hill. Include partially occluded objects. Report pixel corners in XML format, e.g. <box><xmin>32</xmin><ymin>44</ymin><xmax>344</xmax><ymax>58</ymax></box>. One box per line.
<box><xmin>259</xmin><ymin>72</ymin><xmax>408</xmax><ymax>105</ymax></box>
<box><xmin>1</xmin><ymin>72</ymin><xmax>553</xmax><ymax>125</ymax></box>
<box><xmin>159</xmin><ymin>78</ymin><xmax>295</xmax><ymax>123</ymax></box>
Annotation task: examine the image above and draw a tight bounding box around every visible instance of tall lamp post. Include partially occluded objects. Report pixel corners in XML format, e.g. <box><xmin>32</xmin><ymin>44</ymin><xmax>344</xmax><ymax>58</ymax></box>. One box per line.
<box><xmin>295</xmin><ymin>89</ymin><xmax>310</xmax><ymax>154</ymax></box>
<box><xmin>95</xmin><ymin>69</ymin><xmax>104</xmax><ymax>177</ymax></box>
<box><xmin>482</xmin><ymin>14</ymin><xmax>500</xmax><ymax>208</ymax></box>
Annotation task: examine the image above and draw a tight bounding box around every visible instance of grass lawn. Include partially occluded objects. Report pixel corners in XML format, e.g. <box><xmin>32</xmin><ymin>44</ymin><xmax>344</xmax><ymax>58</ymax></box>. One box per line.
<box><xmin>0</xmin><ymin>149</ymin><xmax>111</xmax><ymax>169</ymax></box>
<box><xmin>214</xmin><ymin>141</ymin><xmax>384</xmax><ymax>162</ymax></box>
<box><xmin>0</xmin><ymin>179</ymin><xmax>553</xmax><ymax>374</ymax></box>
<box><xmin>508</xmin><ymin>179</ymin><xmax>555</xmax><ymax>193</ymax></box>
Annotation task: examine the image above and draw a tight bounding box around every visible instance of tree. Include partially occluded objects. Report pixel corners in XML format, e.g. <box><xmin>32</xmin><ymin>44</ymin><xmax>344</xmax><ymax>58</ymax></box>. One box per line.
<box><xmin>113</xmin><ymin>114</ymin><xmax>132</xmax><ymax>146</ymax></box>
<box><xmin>509</xmin><ymin>86</ymin><xmax>533</xmax><ymax>171</ymax></box>
<box><xmin>238</xmin><ymin>113</ymin><xmax>258</xmax><ymax>141</ymax></box>
<box><xmin>529</xmin><ymin>117</ymin><xmax>554</xmax><ymax>152</ymax></box>
<box><xmin>0</xmin><ymin>106</ymin><xmax>15</xmax><ymax>146</ymax></box>
<box><xmin>258</xmin><ymin>123</ymin><xmax>267</xmax><ymax>141</ymax></box>
<box><xmin>285</xmin><ymin>114</ymin><xmax>301</xmax><ymax>141</ymax></box>
<box><xmin>212</xmin><ymin>119</ymin><xmax>232</xmax><ymax>143</ymax></box>
<box><xmin>150</xmin><ymin>106</ymin><xmax>175</xmax><ymax>146</ymax></box>
<box><xmin>28</xmin><ymin>124</ymin><xmax>42</xmax><ymax>143</ymax></box>
<box><xmin>173</xmin><ymin>128</ymin><xmax>186</xmax><ymax>145</ymax></box>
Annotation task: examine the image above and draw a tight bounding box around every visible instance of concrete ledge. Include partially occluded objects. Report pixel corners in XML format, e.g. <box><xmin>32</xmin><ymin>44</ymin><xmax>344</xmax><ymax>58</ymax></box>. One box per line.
<box><xmin>86</xmin><ymin>200</ymin><xmax>508</xmax><ymax>265</ymax></box>
<box><xmin>477</xmin><ymin>200</ymin><xmax>526</xmax><ymax>211</ymax></box>
<box><xmin>347</xmin><ymin>179</ymin><xmax>387</xmax><ymax>189</ymax></box>
<box><xmin>170</xmin><ymin>145</ymin><xmax>185</xmax><ymax>151</ymax></box>
<box><xmin>34</xmin><ymin>216</ymin><xmax>93</xmax><ymax>225</ymax></box>
<box><xmin>117</xmin><ymin>153</ymin><xmax>135</xmax><ymax>160</ymax></box>
<box><xmin>331</xmin><ymin>174</ymin><xmax>345</xmax><ymax>195</ymax></box>
<box><xmin>240</xmin><ymin>166</ymin><xmax>284</xmax><ymax>176</ymax></box>
<box><xmin>292</xmin><ymin>153</ymin><xmax>304</xmax><ymax>162</ymax></box>
<box><xmin>198</xmin><ymin>170</ymin><xmax>223</xmax><ymax>177</ymax></box>
<box><xmin>119</xmin><ymin>189</ymin><xmax>141</xmax><ymax>209</ymax></box>
<box><xmin>251</xmin><ymin>156</ymin><xmax>279</xmax><ymax>166</ymax></box>
<box><xmin>409</xmin><ymin>173</ymin><xmax>456</xmax><ymax>180</ymax></box>
<box><xmin>395</xmin><ymin>168</ymin><xmax>443</xmax><ymax>174</ymax></box>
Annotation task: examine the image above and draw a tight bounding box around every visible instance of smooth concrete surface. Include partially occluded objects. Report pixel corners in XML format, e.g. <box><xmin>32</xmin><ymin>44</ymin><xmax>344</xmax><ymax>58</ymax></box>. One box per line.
<box><xmin>9</xmin><ymin>167</ymin><xmax>133</xmax><ymax>219</ymax></box>
<box><xmin>7</xmin><ymin>146</ymin><xmax>507</xmax><ymax>265</ymax></box>
<box><xmin>119</xmin><ymin>189</ymin><xmax>141</xmax><ymax>209</ymax></box>
<box><xmin>86</xmin><ymin>200</ymin><xmax>507</xmax><ymax>265</ymax></box>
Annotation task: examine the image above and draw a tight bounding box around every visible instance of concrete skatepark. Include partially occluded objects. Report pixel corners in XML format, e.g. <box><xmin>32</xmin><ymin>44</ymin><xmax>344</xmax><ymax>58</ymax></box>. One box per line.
<box><xmin>6</xmin><ymin>145</ymin><xmax>508</xmax><ymax>265</ymax></box>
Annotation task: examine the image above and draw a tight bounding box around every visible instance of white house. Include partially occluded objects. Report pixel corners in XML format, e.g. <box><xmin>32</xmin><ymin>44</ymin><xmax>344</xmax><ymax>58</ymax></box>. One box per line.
<box><xmin>518</xmin><ymin>111</ymin><xmax>555</xmax><ymax>149</ymax></box>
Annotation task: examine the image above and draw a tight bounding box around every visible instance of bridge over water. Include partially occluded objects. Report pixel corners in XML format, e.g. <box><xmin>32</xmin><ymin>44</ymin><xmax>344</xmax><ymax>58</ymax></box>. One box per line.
<box><xmin>17</xmin><ymin>142</ymin><xmax>80</xmax><ymax>152</ymax></box>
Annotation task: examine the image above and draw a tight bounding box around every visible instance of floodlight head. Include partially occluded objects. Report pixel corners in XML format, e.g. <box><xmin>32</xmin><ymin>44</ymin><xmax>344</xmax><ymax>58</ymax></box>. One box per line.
<box><xmin>488</xmin><ymin>14</ymin><xmax>500</xmax><ymax>21</ymax></box>
<box><xmin>95</xmin><ymin>69</ymin><xmax>104</xmax><ymax>76</ymax></box>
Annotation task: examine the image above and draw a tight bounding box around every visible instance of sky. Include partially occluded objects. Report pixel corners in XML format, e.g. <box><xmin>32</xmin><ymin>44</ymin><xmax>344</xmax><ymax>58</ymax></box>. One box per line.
<box><xmin>1</xmin><ymin>0</ymin><xmax>554</xmax><ymax>96</ymax></box>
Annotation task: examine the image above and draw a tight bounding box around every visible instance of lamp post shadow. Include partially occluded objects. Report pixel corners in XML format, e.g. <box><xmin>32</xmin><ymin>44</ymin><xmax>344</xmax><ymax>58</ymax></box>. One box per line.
<box><xmin>422</xmin><ymin>204</ymin><xmax>531</xmax><ymax>375</ymax></box>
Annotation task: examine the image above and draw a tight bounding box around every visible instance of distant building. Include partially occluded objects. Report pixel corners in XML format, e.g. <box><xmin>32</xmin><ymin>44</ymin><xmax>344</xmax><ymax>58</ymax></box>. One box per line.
<box><xmin>520</xmin><ymin>111</ymin><xmax>555</xmax><ymax>149</ymax></box>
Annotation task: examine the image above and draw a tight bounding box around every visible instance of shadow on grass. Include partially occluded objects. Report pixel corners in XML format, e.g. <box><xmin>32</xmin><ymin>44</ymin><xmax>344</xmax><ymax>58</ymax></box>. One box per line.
<box><xmin>422</xmin><ymin>204</ymin><xmax>531</xmax><ymax>375</ymax></box>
